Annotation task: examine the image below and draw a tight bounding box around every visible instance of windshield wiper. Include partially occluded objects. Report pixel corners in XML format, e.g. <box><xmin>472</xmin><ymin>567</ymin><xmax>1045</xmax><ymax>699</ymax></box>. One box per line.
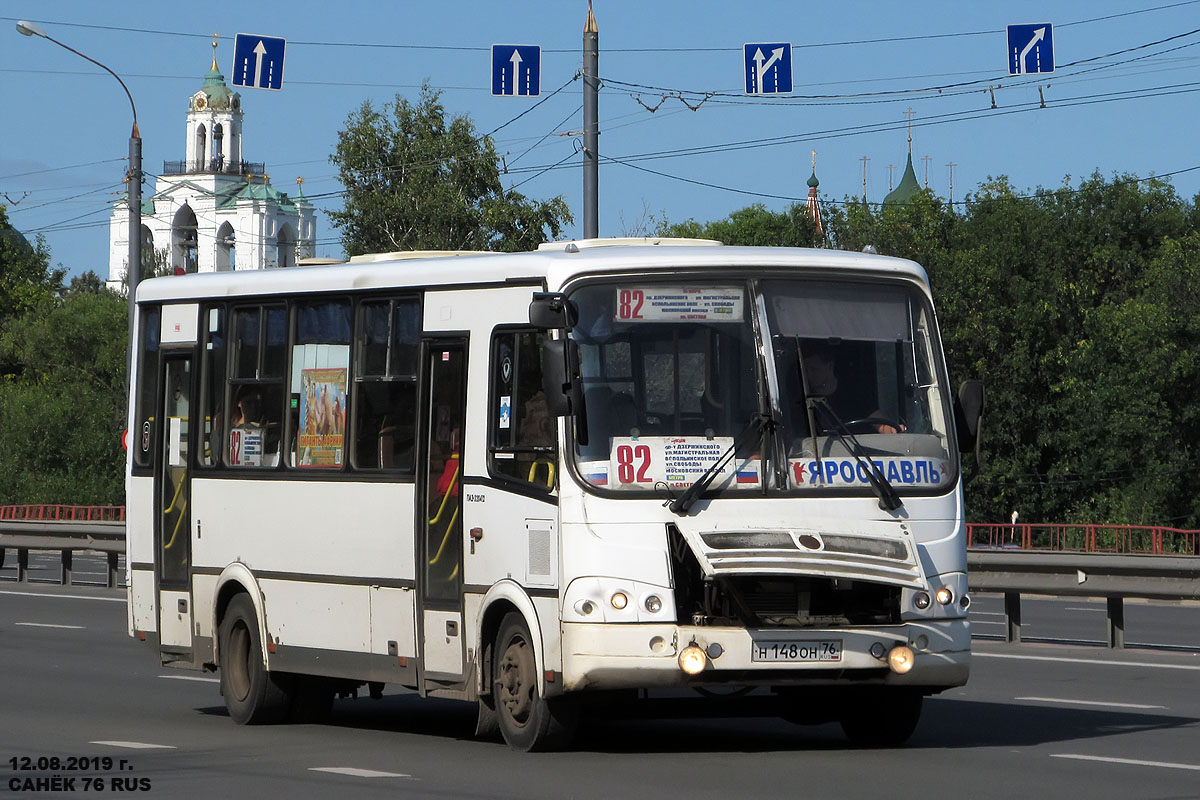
<box><xmin>669</xmin><ymin>413</ymin><xmax>774</xmax><ymax>515</ymax></box>
<box><xmin>810</xmin><ymin>398</ymin><xmax>903</xmax><ymax>512</ymax></box>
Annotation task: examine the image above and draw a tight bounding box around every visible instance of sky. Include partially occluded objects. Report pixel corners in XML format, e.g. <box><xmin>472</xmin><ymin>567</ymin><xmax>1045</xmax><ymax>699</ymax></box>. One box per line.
<box><xmin>3</xmin><ymin>0</ymin><xmax>1200</xmax><ymax>278</ymax></box>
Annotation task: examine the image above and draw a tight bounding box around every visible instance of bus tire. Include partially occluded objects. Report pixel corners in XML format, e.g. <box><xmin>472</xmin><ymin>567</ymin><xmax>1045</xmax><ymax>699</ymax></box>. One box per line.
<box><xmin>219</xmin><ymin>594</ymin><xmax>293</xmax><ymax>725</ymax></box>
<box><xmin>493</xmin><ymin>612</ymin><xmax>577</xmax><ymax>751</ymax></box>
<box><xmin>838</xmin><ymin>688</ymin><xmax>922</xmax><ymax>747</ymax></box>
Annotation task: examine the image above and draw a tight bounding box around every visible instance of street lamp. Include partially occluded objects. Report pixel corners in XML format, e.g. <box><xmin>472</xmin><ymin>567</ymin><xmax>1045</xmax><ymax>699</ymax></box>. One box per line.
<box><xmin>17</xmin><ymin>19</ymin><xmax>142</xmax><ymax>391</ymax></box>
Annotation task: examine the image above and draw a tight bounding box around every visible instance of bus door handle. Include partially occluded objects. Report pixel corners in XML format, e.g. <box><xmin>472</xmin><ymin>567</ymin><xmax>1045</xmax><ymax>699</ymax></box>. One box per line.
<box><xmin>470</xmin><ymin>527</ymin><xmax>483</xmax><ymax>554</ymax></box>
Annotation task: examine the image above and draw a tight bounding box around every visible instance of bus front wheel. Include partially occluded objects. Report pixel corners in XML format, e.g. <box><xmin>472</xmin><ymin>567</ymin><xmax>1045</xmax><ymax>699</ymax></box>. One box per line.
<box><xmin>493</xmin><ymin>612</ymin><xmax>577</xmax><ymax>751</ymax></box>
<box><xmin>219</xmin><ymin>594</ymin><xmax>294</xmax><ymax>725</ymax></box>
<box><xmin>839</xmin><ymin>688</ymin><xmax>923</xmax><ymax>747</ymax></box>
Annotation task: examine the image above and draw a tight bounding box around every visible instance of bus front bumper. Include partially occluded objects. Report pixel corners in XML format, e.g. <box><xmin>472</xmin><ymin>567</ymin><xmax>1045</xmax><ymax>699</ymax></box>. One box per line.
<box><xmin>560</xmin><ymin>619</ymin><xmax>970</xmax><ymax>692</ymax></box>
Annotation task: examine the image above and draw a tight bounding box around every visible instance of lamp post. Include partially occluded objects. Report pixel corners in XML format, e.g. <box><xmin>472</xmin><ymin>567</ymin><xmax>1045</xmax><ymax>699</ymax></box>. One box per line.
<box><xmin>17</xmin><ymin>19</ymin><xmax>141</xmax><ymax>391</ymax></box>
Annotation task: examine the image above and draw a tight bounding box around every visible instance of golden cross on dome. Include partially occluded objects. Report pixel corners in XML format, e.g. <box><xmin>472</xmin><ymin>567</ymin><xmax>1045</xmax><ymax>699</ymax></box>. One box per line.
<box><xmin>211</xmin><ymin>32</ymin><xmax>219</xmax><ymax>70</ymax></box>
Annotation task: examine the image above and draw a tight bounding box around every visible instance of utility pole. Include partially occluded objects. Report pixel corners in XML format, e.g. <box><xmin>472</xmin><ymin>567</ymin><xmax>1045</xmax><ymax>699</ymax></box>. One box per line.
<box><xmin>582</xmin><ymin>1</ymin><xmax>599</xmax><ymax>239</ymax></box>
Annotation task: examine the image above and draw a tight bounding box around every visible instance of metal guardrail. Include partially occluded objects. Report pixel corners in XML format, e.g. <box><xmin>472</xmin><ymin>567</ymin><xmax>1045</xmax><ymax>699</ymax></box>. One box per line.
<box><xmin>968</xmin><ymin>522</ymin><xmax>1200</xmax><ymax>555</ymax></box>
<box><xmin>0</xmin><ymin>520</ymin><xmax>125</xmax><ymax>588</ymax></box>
<box><xmin>967</xmin><ymin>550</ymin><xmax>1200</xmax><ymax>648</ymax></box>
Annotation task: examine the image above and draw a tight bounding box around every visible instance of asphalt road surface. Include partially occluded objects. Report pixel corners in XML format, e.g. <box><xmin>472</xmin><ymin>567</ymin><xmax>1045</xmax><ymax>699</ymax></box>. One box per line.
<box><xmin>2</xmin><ymin>568</ymin><xmax>1199</xmax><ymax>799</ymax></box>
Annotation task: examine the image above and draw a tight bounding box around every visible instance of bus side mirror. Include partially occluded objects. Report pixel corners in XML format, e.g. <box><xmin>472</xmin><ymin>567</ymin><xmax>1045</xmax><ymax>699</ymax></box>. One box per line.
<box><xmin>529</xmin><ymin>292</ymin><xmax>578</xmax><ymax>330</ymax></box>
<box><xmin>540</xmin><ymin>337</ymin><xmax>589</xmax><ymax>446</ymax></box>
<box><xmin>954</xmin><ymin>379</ymin><xmax>985</xmax><ymax>464</ymax></box>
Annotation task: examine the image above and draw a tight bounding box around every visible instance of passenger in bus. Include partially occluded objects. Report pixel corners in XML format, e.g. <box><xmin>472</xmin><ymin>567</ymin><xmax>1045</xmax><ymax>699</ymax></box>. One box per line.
<box><xmin>800</xmin><ymin>342</ymin><xmax>904</xmax><ymax>435</ymax></box>
<box><xmin>233</xmin><ymin>387</ymin><xmax>264</xmax><ymax>427</ymax></box>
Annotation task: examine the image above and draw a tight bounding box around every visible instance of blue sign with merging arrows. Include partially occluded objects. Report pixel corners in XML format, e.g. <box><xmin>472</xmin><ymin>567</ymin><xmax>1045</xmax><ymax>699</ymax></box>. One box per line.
<box><xmin>232</xmin><ymin>33</ymin><xmax>286</xmax><ymax>91</ymax></box>
<box><xmin>1007</xmin><ymin>23</ymin><xmax>1054</xmax><ymax>75</ymax></box>
<box><xmin>743</xmin><ymin>42</ymin><xmax>792</xmax><ymax>95</ymax></box>
<box><xmin>492</xmin><ymin>45</ymin><xmax>541</xmax><ymax>96</ymax></box>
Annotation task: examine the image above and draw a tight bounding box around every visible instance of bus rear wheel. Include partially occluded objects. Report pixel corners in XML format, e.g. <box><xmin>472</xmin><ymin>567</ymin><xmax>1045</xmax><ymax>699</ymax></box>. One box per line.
<box><xmin>219</xmin><ymin>594</ymin><xmax>294</xmax><ymax>725</ymax></box>
<box><xmin>839</xmin><ymin>688</ymin><xmax>923</xmax><ymax>747</ymax></box>
<box><xmin>493</xmin><ymin>612</ymin><xmax>577</xmax><ymax>751</ymax></box>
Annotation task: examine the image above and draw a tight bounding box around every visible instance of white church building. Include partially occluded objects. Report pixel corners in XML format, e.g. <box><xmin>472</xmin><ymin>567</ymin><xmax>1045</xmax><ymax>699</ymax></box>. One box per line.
<box><xmin>108</xmin><ymin>42</ymin><xmax>316</xmax><ymax>289</ymax></box>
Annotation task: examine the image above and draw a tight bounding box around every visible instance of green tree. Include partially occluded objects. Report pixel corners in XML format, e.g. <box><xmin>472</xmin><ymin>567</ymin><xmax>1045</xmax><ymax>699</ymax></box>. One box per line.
<box><xmin>330</xmin><ymin>87</ymin><xmax>572</xmax><ymax>255</ymax></box>
<box><xmin>0</xmin><ymin>289</ymin><xmax>127</xmax><ymax>504</ymax></box>
<box><xmin>658</xmin><ymin>202</ymin><xmax>823</xmax><ymax>247</ymax></box>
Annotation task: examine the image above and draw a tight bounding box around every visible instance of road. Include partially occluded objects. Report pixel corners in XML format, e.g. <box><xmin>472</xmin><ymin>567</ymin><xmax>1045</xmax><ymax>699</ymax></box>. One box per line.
<box><xmin>2</xmin><ymin>565</ymin><xmax>1199</xmax><ymax>799</ymax></box>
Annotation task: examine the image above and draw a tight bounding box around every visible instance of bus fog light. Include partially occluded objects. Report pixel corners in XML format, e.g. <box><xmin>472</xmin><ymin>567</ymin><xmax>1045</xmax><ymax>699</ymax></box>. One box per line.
<box><xmin>576</xmin><ymin>600</ymin><xmax>595</xmax><ymax>616</ymax></box>
<box><xmin>610</xmin><ymin>592</ymin><xmax>629</xmax><ymax>610</ymax></box>
<box><xmin>935</xmin><ymin>588</ymin><xmax>954</xmax><ymax>605</ymax></box>
<box><xmin>644</xmin><ymin>594</ymin><xmax>663</xmax><ymax>613</ymax></box>
<box><xmin>678</xmin><ymin>645</ymin><xmax>708</xmax><ymax>675</ymax></box>
<box><xmin>888</xmin><ymin>645</ymin><xmax>915</xmax><ymax>674</ymax></box>
<box><xmin>913</xmin><ymin>591</ymin><xmax>931</xmax><ymax>610</ymax></box>
<box><xmin>869</xmin><ymin>642</ymin><xmax>886</xmax><ymax>660</ymax></box>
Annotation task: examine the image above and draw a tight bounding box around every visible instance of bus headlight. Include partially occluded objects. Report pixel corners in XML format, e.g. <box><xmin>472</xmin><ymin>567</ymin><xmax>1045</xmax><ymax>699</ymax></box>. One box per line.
<box><xmin>610</xmin><ymin>592</ymin><xmax>629</xmax><ymax>610</ymax></box>
<box><xmin>888</xmin><ymin>645</ymin><xmax>915</xmax><ymax>674</ymax></box>
<box><xmin>913</xmin><ymin>591</ymin><xmax>931</xmax><ymax>610</ymax></box>
<box><xmin>935</xmin><ymin>588</ymin><xmax>954</xmax><ymax>605</ymax></box>
<box><xmin>644</xmin><ymin>594</ymin><xmax>663</xmax><ymax>613</ymax></box>
<box><xmin>678</xmin><ymin>644</ymin><xmax>708</xmax><ymax>675</ymax></box>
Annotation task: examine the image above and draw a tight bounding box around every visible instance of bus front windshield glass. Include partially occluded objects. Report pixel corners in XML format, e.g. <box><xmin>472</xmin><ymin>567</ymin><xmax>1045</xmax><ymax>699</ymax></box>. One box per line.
<box><xmin>569</xmin><ymin>283</ymin><xmax>761</xmax><ymax>493</ymax></box>
<box><xmin>762</xmin><ymin>278</ymin><xmax>954</xmax><ymax>492</ymax></box>
<box><xmin>568</xmin><ymin>278</ymin><xmax>955</xmax><ymax>497</ymax></box>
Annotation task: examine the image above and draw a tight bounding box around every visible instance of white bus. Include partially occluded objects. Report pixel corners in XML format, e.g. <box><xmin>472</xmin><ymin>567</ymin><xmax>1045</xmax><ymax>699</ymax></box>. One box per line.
<box><xmin>126</xmin><ymin>239</ymin><xmax>983</xmax><ymax>750</ymax></box>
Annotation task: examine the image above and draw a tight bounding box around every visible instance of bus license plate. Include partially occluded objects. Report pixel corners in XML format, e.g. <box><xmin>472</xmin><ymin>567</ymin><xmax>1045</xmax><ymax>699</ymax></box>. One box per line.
<box><xmin>751</xmin><ymin>640</ymin><xmax>842</xmax><ymax>662</ymax></box>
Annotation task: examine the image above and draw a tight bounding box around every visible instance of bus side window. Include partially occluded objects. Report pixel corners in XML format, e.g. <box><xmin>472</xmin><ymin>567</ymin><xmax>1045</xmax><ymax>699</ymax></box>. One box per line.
<box><xmin>198</xmin><ymin>305</ymin><xmax>225</xmax><ymax>467</ymax></box>
<box><xmin>132</xmin><ymin>306</ymin><xmax>161</xmax><ymax>470</ymax></box>
<box><xmin>289</xmin><ymin>299</ymin><xmax>351</xmax><ymax>469</ymax></box>
<box><xmin>490</xmin><ymin>329</ymin><xmax>556</xmax><ymax>489</ymax></box>
<box><xmin>352</xmin><ymin>298</ymin><xmax>420</xmax><ymax>471</ymax></box>
<box><xmin>226</xmin><ymin>304</ymin><xmax>286</xmax><ymax>469</ymax></box>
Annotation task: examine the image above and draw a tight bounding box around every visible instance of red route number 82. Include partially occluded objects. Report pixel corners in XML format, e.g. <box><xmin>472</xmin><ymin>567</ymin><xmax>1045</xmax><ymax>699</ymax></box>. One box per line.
<box><xmin>615</xmin><ymin>444</ymin><xmax>652</xmax><ymax>484</ymax></box>
<box><xmin>617</xmin><ymin>289</ymin><xmax>645</xmax><ymax>320</ymax></box>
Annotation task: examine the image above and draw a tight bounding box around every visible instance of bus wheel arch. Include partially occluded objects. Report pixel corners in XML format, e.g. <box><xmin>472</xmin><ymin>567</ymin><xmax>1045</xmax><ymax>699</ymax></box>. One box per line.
<box><xmin>474</xmin><ymin>582</ymin><xmax>545</xmax><ymax>698</ymax></box>
<box><xmin>212</xmin><ymin>564</ymin><xmax>267</xmax><ymax>670</ymax></box>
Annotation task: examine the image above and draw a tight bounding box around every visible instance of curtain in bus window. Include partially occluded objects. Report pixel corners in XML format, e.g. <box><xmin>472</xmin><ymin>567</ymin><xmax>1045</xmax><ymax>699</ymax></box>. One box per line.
<box><xmin>768</xmin><ymin>283</ymin><xmax>909</xmax><ymax>341</ymax></box>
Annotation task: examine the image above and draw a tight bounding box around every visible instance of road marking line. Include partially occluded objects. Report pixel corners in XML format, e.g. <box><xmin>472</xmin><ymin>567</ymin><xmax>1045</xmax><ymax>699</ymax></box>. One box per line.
<box><xmin>0</xmin><ymin>589</ymin><xmax>125</xmax><ymax>603</ymax></box>
<box><xmin>969</xmin><ymin>612</ymin><xmax>1005</xmax><ymax>617</ymax></box>
<box><xmin>976</xmin><ymin>652</ymin><xmax>1200</xmax><ymax>671</ymax></box>
<box><xmin>158</xmin><ymin>674</ymin><xmax>220</xmax><ymax>683</ymax></box>
<box><xmin>90</xmin><ymin>741</ymin><xmax>176</xmax><ymax>750</ymax></box>
<box><xmin>1052</xmin><ymin>754</ymin><xmax>1200</xmax><ymax>772</ymax></box>
<box><xmin>310</xmin><ymin>768</ymin><xmax>411</xmax><ymax>779</ymax></box>
<box><xmin>1064</xmin><ymin>607</ymin><xmax>1104</xmax><ymax>612</ymax></box>
<box><xmin>15</xmin><ymin>622</ymin><xmax>85</xmax><ymax>629</ymax></box>
<box><xmin>1017</xmin><ymin>696</ymin><xmax>1166</xmax><ymax>710</ymax></box>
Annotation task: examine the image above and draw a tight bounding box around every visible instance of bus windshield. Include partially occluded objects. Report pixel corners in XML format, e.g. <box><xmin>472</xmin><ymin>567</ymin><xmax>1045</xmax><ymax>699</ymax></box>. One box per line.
<box><xmin>567</xmin><ymin>277</ymin><xmax>955</xmax><ymax>496</ymax></box>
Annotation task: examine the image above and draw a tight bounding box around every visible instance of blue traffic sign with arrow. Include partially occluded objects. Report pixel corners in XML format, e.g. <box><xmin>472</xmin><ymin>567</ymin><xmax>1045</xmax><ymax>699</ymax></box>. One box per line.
<box><xmin>232</xmin><ymin>33</ymin><xmax>286</xmax><ymax>91</ymax></box>
<box><xmin>492</xmin><ymin>45</ymin><xmax>541</xmax><ymax>96</ymax></box>
<box><xmin>743</xmin><ymin>42</ymin><xmax>792</xmax><ymax>95</ymax></box>
<box><xmin>1007</xmin><ymin>23</ymin><xmax>1054</xmax><ymax>75</ymax></box>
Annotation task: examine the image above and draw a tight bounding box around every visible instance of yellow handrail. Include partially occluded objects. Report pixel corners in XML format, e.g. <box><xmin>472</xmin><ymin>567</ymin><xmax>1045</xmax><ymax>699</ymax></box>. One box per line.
<box><xmin>527</xmin><ymin>458</ymin><xmax>555</xmax><ymax>488</ymax></box>
<box><xmin>429</xmin><ymin>459</ymin><xmax>459</xmax><ymax>525</ymax></box>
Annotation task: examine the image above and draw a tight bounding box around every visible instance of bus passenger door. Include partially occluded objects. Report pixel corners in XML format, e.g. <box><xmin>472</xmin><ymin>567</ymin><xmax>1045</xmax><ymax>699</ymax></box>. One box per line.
<box><xmin>418</xmin><ymin>340</ymin><xmax>468</xmax><ymax>682</ymax></box>
<box><xmin>157</xmin><ymin>355</ymin><xmax>194</xmax><ymax>660</ymax></box>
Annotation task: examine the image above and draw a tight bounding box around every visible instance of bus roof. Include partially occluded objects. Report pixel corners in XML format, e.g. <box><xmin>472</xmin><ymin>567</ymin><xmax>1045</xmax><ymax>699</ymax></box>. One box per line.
<box><xmin>134</xmin><ymin>243</ymin><xmax>929</xmax><ymax>304</ymax></box>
